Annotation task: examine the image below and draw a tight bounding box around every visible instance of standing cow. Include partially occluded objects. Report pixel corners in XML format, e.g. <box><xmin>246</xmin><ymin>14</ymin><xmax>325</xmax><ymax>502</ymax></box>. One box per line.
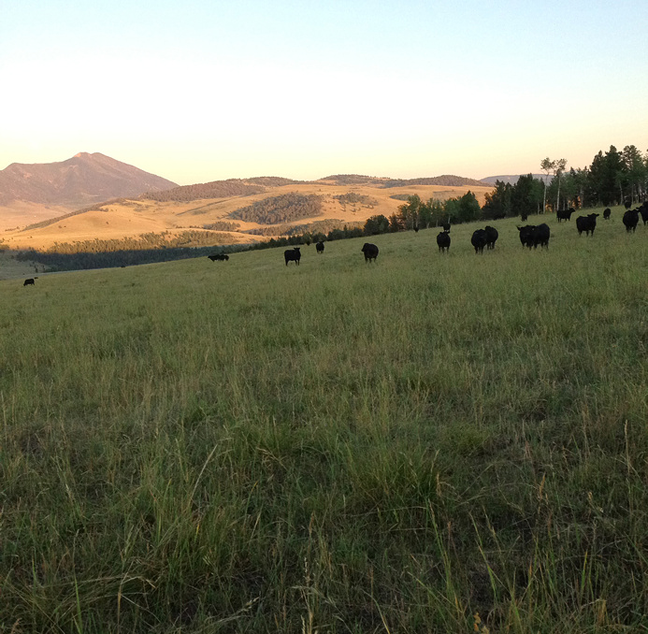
<box><xmin>639</xmin><ymin>203</ymin><xmax>648</xmax><ymax>226</ymax></box>
<box><xmin>316</xmin><ymin>241</ymin><xmax>325</xmax><ymax>254</ymax></box>
<box><xmin>484</xmin><ymin>226</ymin><xmax>498</xmax><ymax>250</ymax></box>
<box><xmin>556</xmin><ymin>208</ymin><xmax>575</xmax><ymax>222</ymax></box>
<box><xmin>436</xmin><ymin>231</ymin><xmax>451</xmax><ymax>253</ymax></box>
<box><xmin>361</xmin><ymin>243</ymin><xmax>379</xmax><ymax>263</ymax></box>
<box><xmin>284</xmin><ymin>247</ymin><xmax>301</xmax><ymax>266</ymax></box>
<box><xmin>576</xmin><ymin>213</ymin><xmax>599</xmax><ymax>236</ymax></box>
<box><xmin>623</xmin><ymin>209</ymin><xmax>639</xmax><ymax>233</ymax></box>
<box><xmin>471</xmin><ymin>229</ymin><xmax>487</xmax><ymax>254</ymax></box>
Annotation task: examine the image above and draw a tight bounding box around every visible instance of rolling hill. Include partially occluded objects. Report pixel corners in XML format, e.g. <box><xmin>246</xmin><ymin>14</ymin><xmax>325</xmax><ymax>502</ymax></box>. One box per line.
<box><xmin>2</xmin><ymin>175</ymin><xmax>494</xmax><ymax>252</ymax></box>
<box><xmin>0</xmin><ymin>152</ymin><xmax>496</xmax><ymax>251</ymax></box>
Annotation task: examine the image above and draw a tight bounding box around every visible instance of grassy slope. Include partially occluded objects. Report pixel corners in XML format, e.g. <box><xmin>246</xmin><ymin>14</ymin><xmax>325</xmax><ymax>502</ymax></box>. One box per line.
<box><xmin>1</xmin><ymin>183</ymin><xmax>494</xmax><ymax>251</ymax></box>
<box><xmin>1</xmin><ymin>209</ymin><xmax>647</xmax><ymax>633</ymax></box>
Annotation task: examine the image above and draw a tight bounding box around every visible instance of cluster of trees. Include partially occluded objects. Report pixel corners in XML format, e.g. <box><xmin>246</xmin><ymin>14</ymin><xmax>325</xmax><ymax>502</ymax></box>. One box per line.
<box><xmin>334</xmin><ymin>192</ymin><xmax>378</xmax><ymax>207</ymax></box>
<box><xmin>229</xmin><ymin>193</ymin><xmax>323</xmax><ymax>224</ymax></box>
<box><xmin>539</xmin><ymin>145</ymin><xmax>648</xmax><ymax>210</ymax></box>
<box><xmin>245</xmin><ymin>218</ymin><xmax>363</xmax><ymax>237</ymax></box>
<box><xmin>362</xmin><ymin>192</ymin><xmax>481</xmax><ymax>235</ymax></box>
<box><xmin>201</xmin><ymin>221</ymin><xmax>240</xmax><ymax>232</ymax></box>
<box><xmin>143</xmin><ymin>180</ymin><xmax>265</xmax><ymax>202</ymax></box>
<box><xmin>251</xmin><ymin>225</ymin><xmax>364</xmax><ymax>251</ymax></box>
<box><xmin>15</xmin><ymin>244</ymin><xmax>231</xmax><ymax>271</ymax></box>
<box><xmin>482</xmin><ymin>175</ymin><xmax>544</xmax><ymax>220</ymax></box>
<box><xmin>482</xmin><ymin>144</ymin><xmax>647</xmax><ymax>217</ymax></box>
<box><xmin>42</xmin><ymin>230</ymin><xmax>234</xmax><ymax>255</ymax></box>
<box><xmin>581</xmin><ymin>145</ymin><xmax>647</xmax><ymax>206</ymax></box>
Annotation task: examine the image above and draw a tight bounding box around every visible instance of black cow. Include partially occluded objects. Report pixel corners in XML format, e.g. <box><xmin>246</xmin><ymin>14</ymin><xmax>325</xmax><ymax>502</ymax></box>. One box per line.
<box><xmin>576</xmin><ymin>213</ymin><xmax>599</xmax><ymax>236</ymax></box>
<box><xmin>521</xmin><ymin>211</ymin><xmax>528</xmax><ymax>222</ymax></box>
<box><xmin>436</xmin><ymin>231</ymin><xmax>451</xmax><ymax>253</ymax></box>
<box><xmin>442</xmin><ymin>222</ymin><xmax>451</xmax><ymax>232</ymax></box>
<box><xmin>484</xmin><ymin>226</ymin><xmax>498</xmax><ymax>250</ymax></box>
<box><xmin>208</xmin><ymin>253</ymin><xmax>229</xmax><ymax>261</ymax></box>
<box><xmin>316</xmin><ymin>241</ymin><xmax>325</xmax><ymax>254</ymax></box>
<box><xmin>557</xmin><ymin>207</ymin><xmax>575</xmax><ymax>222</ymax></box>
<box><xmin>603</xmin><ymin>208</ymin><xmax>611</xmax><ymax>220</ymax></box>
<box><xmin>23</xmin><ymin>278</ymin><xmax>35</xmax><ymax>286</ymax></box>
<box><xmin>471</xmin><ymin>229</ymin><xmax>487</xmax><ymax>254</ymax></box>
<box><xmin>623</xmin><ymin>209</ymin><xmax>639</xmax><ymax>233</ymax></box>
<box><xmin>284</xmin><ymin>247</ymin><xmax>301</xmax><ymax>266</ymax></box>
<box><xmin>534</xmin><ymin>223</ymin><xmax>550</xmax><ymax>249</ymax></box>
<box><xmin>361</xmin><ymin>243</ymin><xmax>379</xmax><ymax>263</ymax></box>
<box><xmin>518</xmin><ymin>224</ymin><xmax>550</xmax><ymax>249</ymax></box>
<box><xmin>639</xmin><ymin>204</ymin><xmax>648</xmax><ymax>226</ymax></box>
<box><xmin>518</xmin><ymin>225</ymin><xmax>535</xmax><ymax>248</ymax></box>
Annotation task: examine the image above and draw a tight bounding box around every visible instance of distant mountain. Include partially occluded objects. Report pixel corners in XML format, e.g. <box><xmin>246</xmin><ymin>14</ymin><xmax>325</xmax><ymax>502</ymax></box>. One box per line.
<box><xmin>0</xmin><ymin>152</ymin><xmax>177</xmax><ymax>208</ymax></box>
<box><xmin>480</xmin><ymin>174</ymin><xmax>545</xmax><ymax>185</ymax></box>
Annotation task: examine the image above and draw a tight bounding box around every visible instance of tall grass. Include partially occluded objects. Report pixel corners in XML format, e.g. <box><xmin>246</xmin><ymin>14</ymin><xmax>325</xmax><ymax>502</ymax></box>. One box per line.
<box><xmin>1</xmin><ymin>207</ymin><xmax>647</xmax><ymax>632</ymax></box>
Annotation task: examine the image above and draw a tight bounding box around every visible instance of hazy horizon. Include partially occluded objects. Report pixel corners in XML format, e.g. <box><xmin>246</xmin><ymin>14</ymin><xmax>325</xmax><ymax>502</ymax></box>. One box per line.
<box><xmin>2</xmin><ymin>0</ymin><xmax>647</xmax><ymax>186</ymax></box>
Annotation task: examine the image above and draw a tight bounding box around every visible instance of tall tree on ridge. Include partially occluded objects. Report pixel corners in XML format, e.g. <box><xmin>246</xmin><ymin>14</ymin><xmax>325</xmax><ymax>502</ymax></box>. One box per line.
<box><xmin>554</xmin><ymin>158</ymin><xmax>568</xmax><ymax>212</ymax></box>
<box><xmin>541</xmin><ymin>157</ymin><xmax>555</xmax><ymax>213</ymax></box>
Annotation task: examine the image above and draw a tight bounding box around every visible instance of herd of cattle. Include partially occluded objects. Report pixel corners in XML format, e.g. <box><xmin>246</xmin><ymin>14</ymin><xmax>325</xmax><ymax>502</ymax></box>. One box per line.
<box><xmin>18</xmin><ymin>203</ymin><xmax>648</xmax><ymax>287</ymax></box>
<box><xmin>440</xmin><ymin>202</ymin><xmax>648</xmax><ymax>255</ymax></box>
<box><xmin>205</xmin><ymin>202</ymin><xmax>648</xmax><ymax>268</ymax></box>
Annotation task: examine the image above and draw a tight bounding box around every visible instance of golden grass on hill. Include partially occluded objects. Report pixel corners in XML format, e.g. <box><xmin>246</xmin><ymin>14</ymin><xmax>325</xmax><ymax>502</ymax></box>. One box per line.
<box><xmin>2</xmin><ymin>182</ymin><xmax>494</xmax><ymax>251</ymax></box>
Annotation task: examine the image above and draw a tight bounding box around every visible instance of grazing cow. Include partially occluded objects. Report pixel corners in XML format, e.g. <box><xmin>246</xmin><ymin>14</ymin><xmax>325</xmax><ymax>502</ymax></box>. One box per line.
<box><xmin>23</xmin><ymin>278</ymin><xmax>35</xmax><ymax>286</ymax></box>
<box><xmin>471</xmin><ymin>229</ymin><xmax>487</xmax><ymax>254</ymax></box>
<box><xmin>484</xmin><ymin>226</ymin><xmax>498</xmax><ymax>250</ymax></box>
<box><xmin>414</xmin><ymin>224</ymin><xmax>419</xmax><ymax>233</ymax></box>
<box><xmin>436</xmin><ymin>231</ymin><xmax>451</xmax><ymax>253</ymax></box>
<box><xmin>284</xmin><ymin>247</ymin><xmax>301</xmax><ymax>266</ymax></box>
<box><xmin>603</xmin><ymin>208</ymin><xmax>611</xmax><ymax>220</ymax></box>
<box><xmin>576</xmin><ymin>213</ymin><xmax>599</xmax><ymax>236</ymax></box>
<box><xmin>208</xmin><ymin>253</ymin><xmax>229</xmax><ymax>261</ymax></box>
<box><xmin>623</xmin><ymin>209</ymin><xmax>639</xmax><ymax>233</ymax></box>
<box><xmin>316</xmin><ymin>241</ymin><xmax>325</xmax><ymax>254</ymax></box>
<box><xmin>556</xmin><ymin>207</ymin><xmax>575</xmax><ymax>222</ymax></box>
<box><xmin>361</xmin><ymin>243</ymin><xmax>379</xmax><ymax>263</ymax></box>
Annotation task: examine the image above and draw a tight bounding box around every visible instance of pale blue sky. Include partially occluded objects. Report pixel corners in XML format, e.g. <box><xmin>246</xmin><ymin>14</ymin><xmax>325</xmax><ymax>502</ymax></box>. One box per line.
<box><xmin>1</xmin><ymin>0</ymin><xmax>647</xmax><ymax>184</ymax></box>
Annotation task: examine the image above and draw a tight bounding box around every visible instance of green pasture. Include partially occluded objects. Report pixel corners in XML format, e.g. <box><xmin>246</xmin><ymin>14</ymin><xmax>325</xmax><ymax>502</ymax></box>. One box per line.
<box><xmin>1</xmin><ymin>207</ymin><xmax>648</xmax><ymax>633</ymax></box>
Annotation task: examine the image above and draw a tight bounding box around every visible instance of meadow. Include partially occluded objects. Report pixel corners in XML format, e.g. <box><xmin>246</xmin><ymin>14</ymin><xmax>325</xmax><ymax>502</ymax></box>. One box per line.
<box><xmin>1</xmin><ymin>207</ymin><xmax>647</xmax><ymax>633</ymax></box>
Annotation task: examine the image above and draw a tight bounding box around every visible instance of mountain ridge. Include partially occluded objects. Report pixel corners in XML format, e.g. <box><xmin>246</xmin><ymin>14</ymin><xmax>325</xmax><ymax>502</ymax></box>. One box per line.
<box><xmin>0</xmin><ymin>152</ymin><xmax>178</xmax><ymax>208</ymax></box>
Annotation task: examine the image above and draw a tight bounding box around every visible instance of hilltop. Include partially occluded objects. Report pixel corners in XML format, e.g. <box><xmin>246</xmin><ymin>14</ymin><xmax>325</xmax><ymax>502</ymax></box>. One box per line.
<box><xmin>0</xmin><ymin>153</ymin><xmax>177</xmax><ymax>226</ymax></box>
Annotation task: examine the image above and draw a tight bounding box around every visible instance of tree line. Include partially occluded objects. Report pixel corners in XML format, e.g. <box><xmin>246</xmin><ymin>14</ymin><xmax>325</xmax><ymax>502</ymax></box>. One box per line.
<box><xmin>362</xmin><ymin>191</ymin><xmax>481</xmax><ymax>236</ymax></box>
<box><xmin>538</xmin><ymin>145</ymin><xmax>647</xmax><ymax>211</ymax></box>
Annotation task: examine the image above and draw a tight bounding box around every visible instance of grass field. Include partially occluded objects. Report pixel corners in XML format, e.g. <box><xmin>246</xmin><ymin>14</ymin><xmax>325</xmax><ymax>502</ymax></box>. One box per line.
<box><xmin>1</xmin><ymin>207</ymin><xmax>648</xmax><ymax>633</ymax></box>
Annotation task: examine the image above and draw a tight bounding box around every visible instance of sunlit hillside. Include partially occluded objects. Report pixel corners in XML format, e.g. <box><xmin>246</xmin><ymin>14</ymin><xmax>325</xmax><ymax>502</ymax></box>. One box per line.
<box><xmin>2</xmin><ymin>180</ymin><xmax>493</xmax><ymax>251</ymax></box>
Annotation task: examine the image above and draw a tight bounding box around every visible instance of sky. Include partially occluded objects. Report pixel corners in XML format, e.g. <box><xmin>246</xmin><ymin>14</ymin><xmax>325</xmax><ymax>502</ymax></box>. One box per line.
<box><xmin>1</xmin><ymin>0</ymin><xmax>647</xmax><ymax>185</ymax></box>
